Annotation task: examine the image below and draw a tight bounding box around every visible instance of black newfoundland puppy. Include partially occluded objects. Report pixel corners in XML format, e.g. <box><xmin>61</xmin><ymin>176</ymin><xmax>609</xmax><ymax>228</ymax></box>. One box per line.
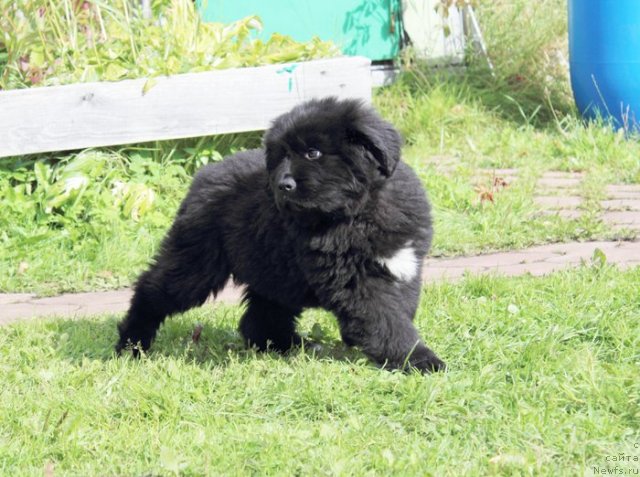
<box><xmin>116</xmin><ymin>97</ymin><xmax>445</xmax><ymax>373</ymax></box>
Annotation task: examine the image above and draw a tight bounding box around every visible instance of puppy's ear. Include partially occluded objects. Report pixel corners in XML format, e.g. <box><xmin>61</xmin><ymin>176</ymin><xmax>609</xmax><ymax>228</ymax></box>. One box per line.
<box><xmin>349</xmin><ymin>111</ymin><xmax>402</xmax><ymax>178</ymax></box>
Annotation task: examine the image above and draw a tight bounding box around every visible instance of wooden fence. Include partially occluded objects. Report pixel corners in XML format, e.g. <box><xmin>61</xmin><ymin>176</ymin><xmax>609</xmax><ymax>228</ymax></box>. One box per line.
<box><xmin>0</xmin><ymin>56</ymin><xmax>372</xmax><ymax>158</ymax></box>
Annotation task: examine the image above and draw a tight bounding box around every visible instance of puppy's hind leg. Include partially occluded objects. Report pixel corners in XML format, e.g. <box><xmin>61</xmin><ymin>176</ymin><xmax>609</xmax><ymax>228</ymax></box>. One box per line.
<box><xmin>116</xmin><ymin>215</ymin><xmax>230</xmax><ymax>355</ymax></box>
<box><xmin>239</xmin><ymin>290</ymin><xmax>302</xmax><ymax>353</ymax></box>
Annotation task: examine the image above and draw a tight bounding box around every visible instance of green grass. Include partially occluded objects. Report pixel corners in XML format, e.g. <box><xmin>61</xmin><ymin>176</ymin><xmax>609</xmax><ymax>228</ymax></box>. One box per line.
<box><xmin>1</xmin><ymin>265</ymin><xmax>638</xmax><ymax>475</ymax></box>
<box><xmin>0</xmin><ymin>0</ymin><xmax>336</xmax><ymax>90</ymax></box>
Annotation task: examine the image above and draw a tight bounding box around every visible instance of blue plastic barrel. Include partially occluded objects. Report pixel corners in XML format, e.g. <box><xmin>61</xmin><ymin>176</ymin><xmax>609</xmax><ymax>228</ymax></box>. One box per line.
<box><xmin>568</xmin><ymin>0</ymin><xmax>640</xmax><ymax>131</ymax></box>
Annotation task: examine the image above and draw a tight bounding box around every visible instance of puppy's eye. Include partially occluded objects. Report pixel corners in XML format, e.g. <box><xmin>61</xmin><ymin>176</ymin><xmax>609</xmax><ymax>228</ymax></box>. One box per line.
<box><xmin>304</xmin><ymin>148</ymin><xmax>322</xmax><ymax>160</ymax></box>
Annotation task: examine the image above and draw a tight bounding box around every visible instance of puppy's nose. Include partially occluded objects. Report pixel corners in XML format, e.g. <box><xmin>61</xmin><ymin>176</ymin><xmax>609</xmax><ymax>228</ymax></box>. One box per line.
<box><xmin>278</xmin><ymin>176</ymin><xmax>296</xmax><ymax>192</ymax></box>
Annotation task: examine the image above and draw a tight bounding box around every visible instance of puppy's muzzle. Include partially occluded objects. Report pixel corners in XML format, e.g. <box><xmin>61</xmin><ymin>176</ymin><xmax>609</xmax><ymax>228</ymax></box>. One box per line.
<box><xmin>278</xmin><ymin>175</ymin><xmax>297</xmax><ymax>193</ymax></box>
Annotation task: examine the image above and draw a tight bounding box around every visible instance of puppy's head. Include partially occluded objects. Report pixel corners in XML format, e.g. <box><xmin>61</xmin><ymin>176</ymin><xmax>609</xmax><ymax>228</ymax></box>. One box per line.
<box><xmin>264</xmin><ymin>97</ymin><xmax>402</xmax><ymax>218</ymax></box>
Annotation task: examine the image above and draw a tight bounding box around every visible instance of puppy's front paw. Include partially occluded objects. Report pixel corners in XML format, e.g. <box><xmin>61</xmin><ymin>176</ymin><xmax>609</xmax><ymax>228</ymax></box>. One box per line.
<box><xmin>409</xmin><ymin>348</ymin><xmax>446</xmax><ymax>374</ymax></box>
<box><xmin>417</xmin><ymin>355</ymin><xmax>446</xmax><ymax>373</ymax></box>
<box><xmin>115</xmin><ymin>337</ymin><xmax>147</xmax><ymax>358</ymax></box>
<box><xmin>115</xmin><ymin>321</ymin><xmax>153</xmax><ymax>357</ymax></box>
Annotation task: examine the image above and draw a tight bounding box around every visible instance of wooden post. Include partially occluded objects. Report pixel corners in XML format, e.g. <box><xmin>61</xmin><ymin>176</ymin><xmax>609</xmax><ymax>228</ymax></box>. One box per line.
<box><xmin>140</xmin><ymin>0</ymin><xmax>151</xmax><ymax>19</ymax></box>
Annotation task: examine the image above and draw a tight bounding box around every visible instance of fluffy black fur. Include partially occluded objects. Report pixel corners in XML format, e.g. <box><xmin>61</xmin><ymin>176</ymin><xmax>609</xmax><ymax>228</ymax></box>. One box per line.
<box><xmin>116</xmin><ymin>97</ymin><xmax>445</xmax><ymax>372</ymax></box>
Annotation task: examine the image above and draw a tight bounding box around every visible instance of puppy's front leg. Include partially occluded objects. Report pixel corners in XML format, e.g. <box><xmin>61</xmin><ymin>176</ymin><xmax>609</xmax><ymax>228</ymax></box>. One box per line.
<box><xmin>321</xmin><ymin>278</ymin><xmax>445</xmax><ymax>373</ymax></box>
<box><xmin>338</xmin><ymin>311</ymin><xmax>445</xmax><ymax>373</ymax></box>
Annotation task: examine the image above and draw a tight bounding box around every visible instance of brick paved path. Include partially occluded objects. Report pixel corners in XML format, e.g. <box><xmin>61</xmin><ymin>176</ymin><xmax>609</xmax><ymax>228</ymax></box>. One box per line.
<box><xmin>2</xmin><ymin>239</ymin><xmax>639</xmax><ymax>326</ymax></box>
<box><xmin>2</xmin><ymin>171</ymin><xmax>639</xmax><ymax>326</ymax></box>
<box><xmin>479</xmin><ymin>169</ymin><xmax>640</xmax><ymax>232</ymax></box>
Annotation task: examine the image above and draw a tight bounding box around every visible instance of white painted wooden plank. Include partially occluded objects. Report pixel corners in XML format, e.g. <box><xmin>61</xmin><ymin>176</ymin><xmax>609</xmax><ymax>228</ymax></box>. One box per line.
<box><xmin>403</xmin><ymin>0</ymin><xmax>465</xmax><ymax>65</ymax></box>
<box><xmin>0</xmin><ymin>56</ymin><xmax>371</xmax><ymax>158</ymax></box>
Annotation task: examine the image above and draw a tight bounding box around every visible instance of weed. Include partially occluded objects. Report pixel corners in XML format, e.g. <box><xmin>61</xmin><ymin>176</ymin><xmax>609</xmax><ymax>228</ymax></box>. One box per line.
<box><xmin>0</xmin><ymin>0</ymin><xmax>337</xmax><ymax>89</ymax></box>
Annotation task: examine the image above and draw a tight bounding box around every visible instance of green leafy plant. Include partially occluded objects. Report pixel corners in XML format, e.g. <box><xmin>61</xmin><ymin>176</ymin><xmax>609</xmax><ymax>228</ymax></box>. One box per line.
<box><xmin>0</xmin><ymin>0</ymin><xmax>338</xmax><ymax>89</ymax></box>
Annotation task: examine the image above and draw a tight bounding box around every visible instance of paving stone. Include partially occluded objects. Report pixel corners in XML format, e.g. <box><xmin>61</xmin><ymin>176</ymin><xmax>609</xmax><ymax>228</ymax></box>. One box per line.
<box><xmin>0</xmin><ymin>303</ymin><xmax>82</xmax><ymax>325</ymax></box>
<box><xmin>423</xmin><ymin>241</ymin><xmax>640</xmax><ymax>284</ymax></box>
<box><xmin>487</xmin><ymin>261</ymin><xmax>568</xmax><ymax>277</ymax></box>
<box><xmin>607</xmin><ymin>192</ymin><xmax>640</xmax><ymax>200</ymax></box>
<box><xmin>543</xmin><ymin>249</ymin><xmax>600</xmax><ymax>265</ymax></box>
<box><xmin>34</xmin><ymin>290</ymin><xmax>131</xmax><ymax>307</ymax></box>
<box><xmin>540</xmin><ymin>209</ymin><xmax>583</xmax><ymax>219</ymax></box>
<box><xmin>423</xmin><ymin>251</ymin><xmax>550</xmax><ymax>270</ymax></box>
<box><xmin>602</xmin><ymin>211</ymin><xmax>640</xmax><ymax>225</ymax></box>
<box><xmin>536</xmin><ymin>177</ymin><xmax>583</xmax><ymax>189</ymax></box>
<box><xmin>606</xmin><ymin>185</ymin><xmax>640</xmax><ymax>199</ymax></box>
<box><xmin>539</xmin><ymin>241</ymin><xmax>599</xmax><ymax>255</ymax></box>
<box><xmin>601</xmin><ymin>199</ymin><xmax>640</xmax><ymax>211</ymax></box>
<box><xmin>0</xmin><ymin>293</ymin><xmax>36</xmax><ymax>305</ymax></box>
<box><xmin>591</xmin><ymin>241</ymin><xmax>640</xmax><ymax>263</ymax></box>
<box><xmin>471</xmin><ymin>169</ymin><xmax>519</xmax><ymax>191</ymax></box>
<box><xmin>2</xmin><ymin>242</ymin><xmax>640</xmax><ymax>324</ymax></box>
<box><xmin>476</xmin><ymin>169</ymin><xmax>519</xmax><ymax>183</ymax></box>
<box><xmin>477</xmin><ymin>168</ymin><xmax>520</xmax><ymax>177</ymax></box>
<box><xmin>534</xmin><ymin>196</ymin><xmax>583</xmax><ymax>209</ymax></box>
<box><xmin>535</xmin><ymin>188</ymin><xmax>581</xmax><ymax>197</ymax></box>
<box><xmin>540</xmin><ymin>171</ymin><xmax>584</xmax><ymax>179</ymax></box>
<box><xmin>424</xmin><ymin>260</ymin><xmax>567</xmax><ymax>280</ymax></box>
<box><xmin>0</xmin><ymin>283</ymin><xmax>245</xmax><ymax>326</ymax></box>
<box><xmin>606</xmin><ymin>184</ymin><xmax>640</xmax><ymax>193</ymax></box>
<box><xmin>207</xmin><ymin>283</ymin><xmax>246</xmax><ymax>303</ymax></box>
<box><xmin>611</xmin><ymin>224</ymin><xmax>640</xmax><ymax>234</ymax></box>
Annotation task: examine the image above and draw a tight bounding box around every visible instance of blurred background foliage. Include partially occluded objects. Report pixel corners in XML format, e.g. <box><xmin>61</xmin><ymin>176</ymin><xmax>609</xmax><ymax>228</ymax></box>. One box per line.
<box><xmin>0</xmin><ymin>0</ymin><xmax>337</xmax><ymax>89</ymax></box>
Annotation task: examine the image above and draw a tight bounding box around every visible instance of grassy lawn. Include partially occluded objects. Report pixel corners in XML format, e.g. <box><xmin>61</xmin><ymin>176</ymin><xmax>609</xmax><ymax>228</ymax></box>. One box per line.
<box><xmin>1</xmin><ymin>265</ymin><xmax>638</xmax><ymax>475</ymax></box>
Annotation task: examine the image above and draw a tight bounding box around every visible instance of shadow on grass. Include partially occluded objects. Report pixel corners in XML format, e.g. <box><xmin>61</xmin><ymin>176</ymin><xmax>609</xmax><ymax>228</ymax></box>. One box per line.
<box><xmin>44</xmin><ymin>311</ymin><xmax>363</xmax><ymax>368</ymax></box>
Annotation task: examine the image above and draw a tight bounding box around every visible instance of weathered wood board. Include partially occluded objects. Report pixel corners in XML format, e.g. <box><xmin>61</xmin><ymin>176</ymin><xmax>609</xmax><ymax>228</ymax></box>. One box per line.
<box><xmin>0</xmin><ymin>56</ymin><xmax>372</xmax><ymax>158</ymax></box>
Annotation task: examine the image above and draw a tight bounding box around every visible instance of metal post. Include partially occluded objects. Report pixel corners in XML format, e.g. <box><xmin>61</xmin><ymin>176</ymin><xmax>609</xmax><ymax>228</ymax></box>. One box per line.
<box><xmin>463</xmin><ymin>2</ymin><xmax>495</xmax><ymax>75</ymax></box>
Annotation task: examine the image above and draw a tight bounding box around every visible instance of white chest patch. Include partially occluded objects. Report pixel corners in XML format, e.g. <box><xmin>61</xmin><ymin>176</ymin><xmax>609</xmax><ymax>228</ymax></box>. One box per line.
<box><xmin>376</xmin><ymin>246</ymin><xmax>419</xmax><ymax>282</ymax></box>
